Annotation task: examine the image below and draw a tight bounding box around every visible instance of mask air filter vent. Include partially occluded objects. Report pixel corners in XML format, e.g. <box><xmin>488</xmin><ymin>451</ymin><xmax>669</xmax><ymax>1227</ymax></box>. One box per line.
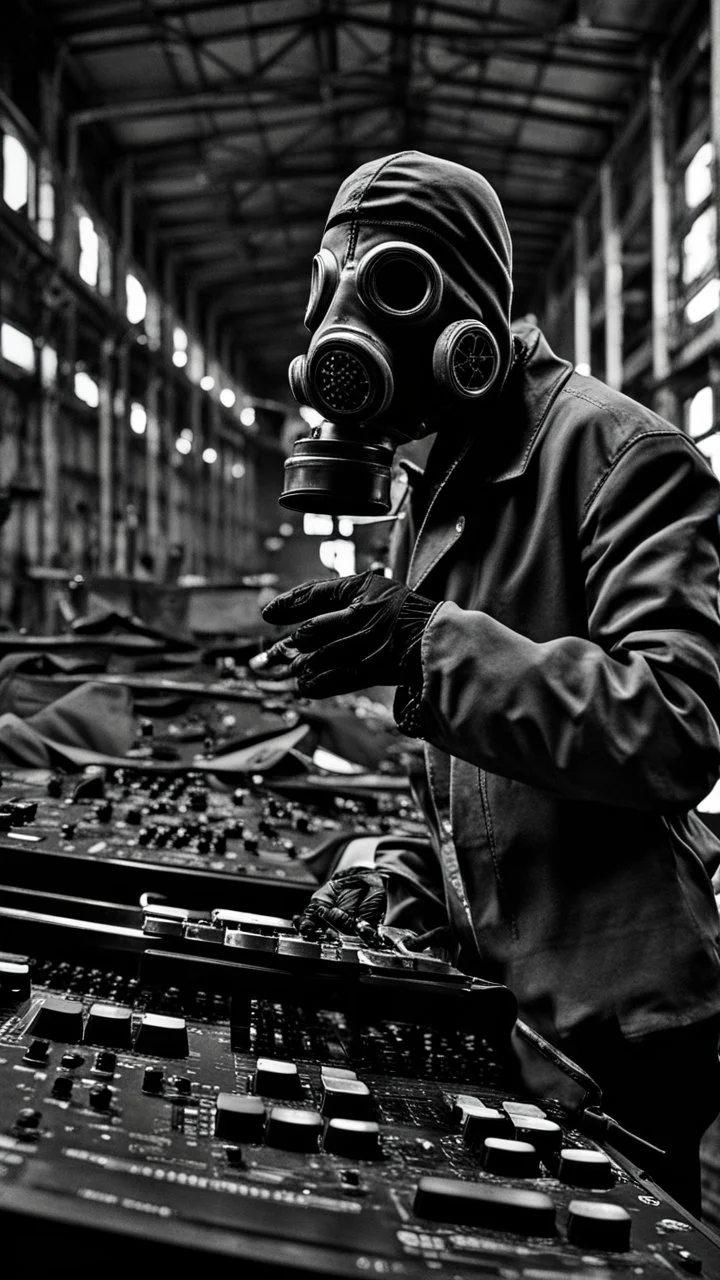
<box><xmin>315</xmin><ymin>349</ymin><xmax>372</xmax><ymax>414</ymax></box>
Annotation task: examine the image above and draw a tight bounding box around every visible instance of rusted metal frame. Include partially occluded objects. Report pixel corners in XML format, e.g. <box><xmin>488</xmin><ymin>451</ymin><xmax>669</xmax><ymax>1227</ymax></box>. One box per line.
<box><xmin>600</xmin><ymin>161</ymin><xmax>623</xmax><ymax>390</ymax></box>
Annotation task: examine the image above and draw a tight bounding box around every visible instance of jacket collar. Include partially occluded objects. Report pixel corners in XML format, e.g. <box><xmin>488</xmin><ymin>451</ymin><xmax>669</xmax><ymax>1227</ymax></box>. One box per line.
<box><xmin>484</xmin><ymin>321</ymin><xmax>574</xmax><ymax>484</ymax></box>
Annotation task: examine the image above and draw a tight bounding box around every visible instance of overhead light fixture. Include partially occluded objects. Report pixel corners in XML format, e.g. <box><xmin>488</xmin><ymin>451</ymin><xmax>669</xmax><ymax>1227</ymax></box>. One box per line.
<box><xmin>220</xmin><ymin>388</ymin><xmax>236</xmax><ymax>408</ymax></box>
<box><xmin>203</xmin><ymin>446</ymin><xmax>218</xmax><ymax>464</ymax></box>
<box><xmin>240</xmin><ymin>405</ymin><xmax>256</xmax><ymax>427</ymax></box>
<box><xmin>200</xmin><ymin>374</ymin><xmax>214</xmax><ymax>391</ymax></box>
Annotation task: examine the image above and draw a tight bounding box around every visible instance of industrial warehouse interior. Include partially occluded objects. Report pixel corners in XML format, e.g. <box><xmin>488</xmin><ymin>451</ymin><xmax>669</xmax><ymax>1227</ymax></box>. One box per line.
<box><xmin>4</xmin><ymin>0</ymin><xmax>720</xmax><ymax>1272</ymax></box>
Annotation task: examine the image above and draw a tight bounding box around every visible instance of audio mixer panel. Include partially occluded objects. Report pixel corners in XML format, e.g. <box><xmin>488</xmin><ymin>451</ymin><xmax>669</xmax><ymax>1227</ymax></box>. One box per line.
<box><xmin>0</xmin><ymin>766</ymin><xmax>426</xmax><ymax>914</ymax></box>
<box><xmin>0</xmin><ymin>905</ymin><xmax>719</xmax><ymax>1275</ymax></box>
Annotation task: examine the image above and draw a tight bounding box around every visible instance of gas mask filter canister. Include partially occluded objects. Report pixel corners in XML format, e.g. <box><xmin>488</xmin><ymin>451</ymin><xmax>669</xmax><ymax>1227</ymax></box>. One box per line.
<box><xmin>281</xmin><ymin>239</ymin><xmax>502</xmax><ymax>516</ymax></box>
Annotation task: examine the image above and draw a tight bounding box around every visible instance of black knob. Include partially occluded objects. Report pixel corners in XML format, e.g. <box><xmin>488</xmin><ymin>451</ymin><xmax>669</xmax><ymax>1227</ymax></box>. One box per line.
<box><xmin>25</xmin><ymin>1038</ymin><xmax>50</xmax><ymax>1064</ymax></box>
<box><xmin>60</xmin><ymin>1052</ymin><xmax>84</xmax><ymax>1069</ymax></box>
<box><xmin>232</xmin><ymin>788</ymin><xmax>247</xmax><ymax>806</ymax></box>
<box><xmin>142</xmin><ymin>1065</ymin><xmax>164</xmax><ymax>1094</ymax></box>
<box><xmin>94</xmin><ymin>801</ymin><xmax>113</xmax><ymax>822</ymax></box>
<box><xmin>13</xmin><ymin>800</ymin><xmax>37</xmax><ymax>824</ymax></box>
<box><xmin>93</xmin><ymin>1051</ymin><xmax>117</xmax><ymax>1075</ymax></box>
<box><xmin>60</xmin><ymin>823</ymin><xmax>76</xmax><ymax>839</ymax></box>
<box><xmin>15</xmin><ymin>1108</ymin><xmax>42</xmax><ymax>1131</ymax></box>
<box><xmin>125</xmin><ymin>808</ymin><xmax>142</xmax><ymax>825</ymax></box>
<box><xmin>169</xmin><ymin>1075</ymin><xmax>192</xmax><ymax>1096</ymax></box>
<box><xmin>188</xmin><ymin>788</ymin><xmax>208</xmax><ymax>812</ymax></box>
<box><xmin>89</xmin><ymin>1084</ymin><xmax>112</xmax><ymax>1111</ymax></box>
<box><xmin>137</xmin><ymin>827</ymin><xmax>152</xmax><ymax>845</ymax></box>
<box><xmin>0</xmin><ymin>809</ymin><xmax>13</xmax><ymax>832</ymax></box>
<box><xmin>243</xmin><ymin>833</ymin><xmax>259</xmax><ymax>854</ymax></box>
<box><xmin>139</xmin><ymin>718</ymin><xmax>154</xmax><ymax>738</ymax></box>
<box><xmin>47</xmin><ymin>776</ymin><xmax>63</xmax><ymax>797</ymax></box>
<box><xmin>51</xmin><ymin>1076</ymin><xmax>73</xmax><ymax>1100</ymax></box>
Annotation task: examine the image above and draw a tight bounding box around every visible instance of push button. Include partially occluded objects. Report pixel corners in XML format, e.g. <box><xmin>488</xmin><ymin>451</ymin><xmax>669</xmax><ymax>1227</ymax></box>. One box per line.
<box><xmin>134</xmin><ymin>1013</ymin><xmax>189</xmax><ymax>1058</ymax></box>
<box><xmin>462</xmin><ymin>1105</ymin><xmax>510</xmax><ymax>1146</ymax></box>
<box><xmin>510</xmin><ymin>1115</ymin><xmax>563</xmax><ymax>1164</ymax></box>
<box><xmin>266</xmin><ymin>1106</ymin><xmax>322</xmax><ymax>1152</ymax></box>
<box><xmin>27</xmin><ymin>997</ymin><xmax>84</xmax><ymax>1043</ymax></box>
<box><xmin>321</xmin><ymin>1078</ymin><xmax>374</xmax><ymax>1120</ymax></box>
<box><xmin>215</xmin><ymin>1093</ymin><xmax>266</xmax><ymax>1142</ymax></box>
<box><xmin>323</xmin><ymin>1118</ymin><xmax>381</xmax><ymax>1160</ymax></box>
<box><xmin>254</xmin><ymin>1057</ymin><xmax>301</xmax><ymax>1098</ymax></box>
<box><xmin>566</xmin><ymin>1200</ymin><xmax>631</xmax><ymax>1251</ymax></box>
<box><xmin>558</xmin><ymin>1148</ymin><xmax>614</xmax><ymax>1189</ymax></box>
<box><xmin>84</xmin><ymin>1003</ymin><xmax>133</xmax><ymax>1049</ymax></box>
<box><xmin>414</xmin><ymin>1177</ymin><xmax>556</xmax><ymax>1235</ymax></box>
<box><xmin>482</xmin><ymin>1137</ymin><xmax>540</xmax><ymax>1178</ymax></box>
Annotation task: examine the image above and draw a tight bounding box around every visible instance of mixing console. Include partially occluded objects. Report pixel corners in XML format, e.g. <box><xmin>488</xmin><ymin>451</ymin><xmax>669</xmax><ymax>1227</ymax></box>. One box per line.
<box><xmin>0</xmin><ymin>764</ymin><xmax>425</xmax><ymax>914</ymax></box>
<box><xmin>0</xmin><ymin>899</ymin><xmax>719</xmax><ymax>1276</ymax></box>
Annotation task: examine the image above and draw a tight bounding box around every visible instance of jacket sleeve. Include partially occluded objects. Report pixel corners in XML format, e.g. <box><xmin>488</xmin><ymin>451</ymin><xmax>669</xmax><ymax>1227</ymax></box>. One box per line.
<box><xmin>415</xmin><ymin>433</ymin><xmax>720</xmax><ymax>811</ymax></box>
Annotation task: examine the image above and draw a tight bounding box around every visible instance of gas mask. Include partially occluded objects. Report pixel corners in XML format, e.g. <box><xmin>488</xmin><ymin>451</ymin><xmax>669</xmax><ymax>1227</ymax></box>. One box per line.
<box><xmin>280</xmin><ymin>152</ymin><xmax>514</xmax><ymax>517</ymax></box>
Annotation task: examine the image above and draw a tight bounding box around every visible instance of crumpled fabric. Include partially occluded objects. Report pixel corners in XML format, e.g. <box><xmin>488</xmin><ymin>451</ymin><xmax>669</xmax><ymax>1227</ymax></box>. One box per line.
<box><xmin>0</xmin><ymin>681</ymin><xmax>136</xmax><ymax>767</ymax></box>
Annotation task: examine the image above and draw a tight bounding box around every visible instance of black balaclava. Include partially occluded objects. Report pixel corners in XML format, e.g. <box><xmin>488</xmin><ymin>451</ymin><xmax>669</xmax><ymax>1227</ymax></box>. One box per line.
<box><xmin>282</xmin><ymin>151</ymin><xmax>514</xmax><ymax>516</ymax></box>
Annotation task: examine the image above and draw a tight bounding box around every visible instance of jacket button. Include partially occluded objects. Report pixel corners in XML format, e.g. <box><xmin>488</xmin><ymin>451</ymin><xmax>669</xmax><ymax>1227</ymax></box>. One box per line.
<box><xmin>455</xmin><ymin>517</ymin><xmax>465</xmax><ymax>534</ymax></box>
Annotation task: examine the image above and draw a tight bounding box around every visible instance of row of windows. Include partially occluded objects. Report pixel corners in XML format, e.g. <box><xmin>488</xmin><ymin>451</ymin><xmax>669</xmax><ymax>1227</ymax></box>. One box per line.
<box><xmin>1</xmin><ymin>123</ymin><xmax>257</xmax><ymax>425</ymax></box>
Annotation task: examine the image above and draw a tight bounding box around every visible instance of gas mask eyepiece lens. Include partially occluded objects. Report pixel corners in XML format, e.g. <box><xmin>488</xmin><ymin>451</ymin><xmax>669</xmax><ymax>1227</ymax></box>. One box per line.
<box><xmin>356</xmin><ymin>241</ymin><xmax>443</xmax><ymax>322</ymax></box>
<box><xmin>304</xmin><ymin>248</ymin><xmax>339</xmax><ymax>332</ymax></box>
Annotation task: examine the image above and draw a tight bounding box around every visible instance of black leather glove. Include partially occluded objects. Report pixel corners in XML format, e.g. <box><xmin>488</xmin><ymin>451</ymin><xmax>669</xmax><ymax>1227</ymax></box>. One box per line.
<box><xmin>249</xmin><ymin>570</ymin><xmax>436</xmax><ymax>699</ymax></box>
<box><xmin>295</xmin><ymin>868</ymin><xmax>387</xmax><ymax>940</ymax></box>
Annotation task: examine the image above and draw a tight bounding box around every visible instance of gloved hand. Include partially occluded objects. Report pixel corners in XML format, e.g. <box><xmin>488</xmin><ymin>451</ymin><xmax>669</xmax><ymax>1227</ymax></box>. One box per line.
<box><xmin>249</xmin><ymin>570</ymin><xmax>436</xmax><ymax>698</ymax></box>
<box><xmin>295</xmin><ymin>868</ymin><xmax>387</xmax><ymax>940</ymax></box>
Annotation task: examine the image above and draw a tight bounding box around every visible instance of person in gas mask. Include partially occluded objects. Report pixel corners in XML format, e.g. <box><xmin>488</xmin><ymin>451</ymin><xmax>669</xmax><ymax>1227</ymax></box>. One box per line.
<box><xmin>250</xmin><ymin>151</ymin><xmax>720</xmax><ymax>1213</ymax></box>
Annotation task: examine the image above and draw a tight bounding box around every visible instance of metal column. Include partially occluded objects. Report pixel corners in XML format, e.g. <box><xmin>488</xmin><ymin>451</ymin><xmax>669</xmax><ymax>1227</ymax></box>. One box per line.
<box><xmin>600</xmin><ymin>162</ymin><xmax>623</xmax><ymax>390</ymax></box>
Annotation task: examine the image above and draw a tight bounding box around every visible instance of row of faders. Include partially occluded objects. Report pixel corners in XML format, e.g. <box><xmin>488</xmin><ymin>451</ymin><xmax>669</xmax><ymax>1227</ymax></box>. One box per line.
<box><xmin>0</xmin><ymin>920</ymin><xmax>718</xmax><ymax>1276</ymax></box>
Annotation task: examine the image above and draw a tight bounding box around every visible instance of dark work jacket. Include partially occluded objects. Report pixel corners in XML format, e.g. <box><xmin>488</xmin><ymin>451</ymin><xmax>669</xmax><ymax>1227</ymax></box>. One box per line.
<box><xmin>387</xmin><ymin>322</ymin><xmax>720</xmax><ymax>1049</ymax></box>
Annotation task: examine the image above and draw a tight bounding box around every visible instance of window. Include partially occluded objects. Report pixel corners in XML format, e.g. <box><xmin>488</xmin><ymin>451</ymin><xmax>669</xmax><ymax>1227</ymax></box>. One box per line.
<box><xmin>685</xmin><ymin>141</ymin><xmax>713</xmax><ymax>210</ymax></box>
<box><xmin>685</xmin><ymin>386</ymin><xmax>713</xmax><ymax>438</ymax></box>
<box><xmin>129</xmin><ymin>403</ymin><xmax>147</xmax><ymax>435</ymax></box>
<box><xmin>172</xmin><ymin>326</ymin><xmax>188</xmax><ymax>369</ymax></box>
<box><xmin>2</xmin><ymin>133</ymin><xmax>32</xmax><ymax>214</ymax></box>
<box><xmin>685</xmin><ymin>278</ymin><xmax>720</xmax><ymax>325</ymax></box>
<box><xmin>697</xmin><ymin>432</ymin><xmax>720</xmax><ymax>480</ymax></box>
<box><xmin>37</xmin><ymin>161</ymin><xmax>54</xmax><ymax>242</ymax></box>
<box><xmin>682</xmin><ymin>207</ymin><xmax>716</xmax><ymax>285</ymax></box>
<box><xmin>126</xmin><ymin>273</ymin><xmax>147</xmax><ymax>326</ymax></box>
<box><xmin>1</xmin><ymin>321</ymin><xmax>35</xmax><ymax>371</ymax></box>
<box><xmin>77</xmin><ymin>211</ymin><xmax>99</xmax><ymax>287</ymax></box>
<box><xmin>74</xmin><ymin>370</ymin><xmax>100</xmax><ymax>408</ymax></box>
